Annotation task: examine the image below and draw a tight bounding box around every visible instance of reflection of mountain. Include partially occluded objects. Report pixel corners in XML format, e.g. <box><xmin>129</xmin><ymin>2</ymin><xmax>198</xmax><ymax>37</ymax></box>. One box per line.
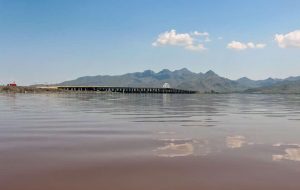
<box><xmin>59</xmin><ymin>68</ymin><xmax>300</xmax><ymax>93</ymax></box>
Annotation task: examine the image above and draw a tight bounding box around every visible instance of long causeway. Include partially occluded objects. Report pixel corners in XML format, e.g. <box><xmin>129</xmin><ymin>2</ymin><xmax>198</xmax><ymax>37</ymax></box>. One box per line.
<box><xmin>57</xmin><ymin>86</ymin><xmax>197</xmax><ymax>94</ymax></box>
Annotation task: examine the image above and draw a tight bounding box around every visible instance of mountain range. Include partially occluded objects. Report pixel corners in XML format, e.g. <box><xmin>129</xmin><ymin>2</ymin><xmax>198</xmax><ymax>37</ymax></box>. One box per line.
<box><xmin>59</xmin><ymin>68</ymin><xmax>300</xmax><ymax>93</ymax></box>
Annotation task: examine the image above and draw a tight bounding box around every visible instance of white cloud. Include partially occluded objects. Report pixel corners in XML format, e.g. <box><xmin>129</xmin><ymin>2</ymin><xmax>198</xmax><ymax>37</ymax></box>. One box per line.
<box><xmin>255</xmin><ymin>43</ymin><xmax>266</xmax><ymax>49</ymax></box>
<box><xmin>227</xmin><ymin>41</ymin><xmax>266</xmax><ymax>50</ymax></box>
<box><xmin>192</xmin><ymin>31</ymin><xmax>209</xmax><ymax>36</ymax></box>
<box><xmin>274</xmin><ymin>30</ymin><xmax>300</xmax><ymax>48</ymax></box>
<box><xmin>152</xmin><ymin>29</ymin><xmax>207</xmax><ymax>52</ymax></box>
<box><xmin>247</xmin><ymin>42</ymin><xmax>255</xmax><ymax>49</ymax></box>
<box><xmin>227</xmin><ymin>41</ymin><xmax>247</xmax><ymax>50</ymax></box>
<box><xmin>185</xmin><ymin>44</ymin><xmax>206</xmax><ymax>51</ymax></box>
<box><xmin>247</xmin><ymin>42</ymin><xmax>266</xmax><ymax>49</ymax></box>
<box><xmin>192</xmin><ymin>31</ymin><xmax>210</xmax><ymax>42</ymax></box>
<box><xmin>152</xmin><ymin>29</ymin><xmax>193</xmax><ymax>47</ymax></box>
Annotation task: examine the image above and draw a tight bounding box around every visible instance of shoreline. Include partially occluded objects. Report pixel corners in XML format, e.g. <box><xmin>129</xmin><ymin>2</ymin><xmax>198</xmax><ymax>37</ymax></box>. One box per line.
<box><xmin>0</xmin><ymin>86</ymin><xmax>61</xmax><ymax>93</ymax></box>
<box><xmin>0</xmin><ymin>86</ymin><xmax>109</xmax><ymax>94</ymax></box>
<box><xmin>1</xmin><ymin>86</ymin><xmax>300</xmax><ymax>95</ymax></box>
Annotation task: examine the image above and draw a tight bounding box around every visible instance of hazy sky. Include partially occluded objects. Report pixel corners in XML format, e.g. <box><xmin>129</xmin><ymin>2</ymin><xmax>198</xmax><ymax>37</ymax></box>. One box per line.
<box><xmin>1</xmin><ymin>0</ymin><xmax>300</xmax><ymax>85</ymax></box>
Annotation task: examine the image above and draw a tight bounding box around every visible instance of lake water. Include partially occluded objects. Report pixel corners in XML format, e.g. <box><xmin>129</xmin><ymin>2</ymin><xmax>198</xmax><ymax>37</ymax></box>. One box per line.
<box><xmin>1</xmin><ymin>93</ymin><xmax>300</xmax><ymax>190</ymax></box>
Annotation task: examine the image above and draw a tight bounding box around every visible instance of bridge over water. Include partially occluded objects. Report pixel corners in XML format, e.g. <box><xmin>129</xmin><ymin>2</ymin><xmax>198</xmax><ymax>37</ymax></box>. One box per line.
<box><xmin>57</xmin><ymin>86</ymin><xmax>197</xmax><ymax>94</ymax></box>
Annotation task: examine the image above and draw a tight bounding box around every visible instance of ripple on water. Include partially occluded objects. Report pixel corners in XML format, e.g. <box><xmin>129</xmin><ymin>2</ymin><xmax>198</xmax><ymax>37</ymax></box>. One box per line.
<box><xmin>2</xmin><ymin>93</ymin><xmax>300</xmax><ymax>189</ymax></box>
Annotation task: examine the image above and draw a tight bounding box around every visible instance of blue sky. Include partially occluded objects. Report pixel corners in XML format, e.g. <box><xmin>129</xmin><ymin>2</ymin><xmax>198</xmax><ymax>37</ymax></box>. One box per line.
<box><xmin>1</xmin><ymin>0</ymin><xmax>300</xmax><ymax>85</ymax></box>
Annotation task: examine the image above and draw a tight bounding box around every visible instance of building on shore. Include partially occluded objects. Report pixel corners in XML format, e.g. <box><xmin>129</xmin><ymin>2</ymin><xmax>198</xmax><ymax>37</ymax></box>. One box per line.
<box><xmin>7</xmin><ymin>82</ymin><xmax>17</xmax><ymax>87</ymax></box>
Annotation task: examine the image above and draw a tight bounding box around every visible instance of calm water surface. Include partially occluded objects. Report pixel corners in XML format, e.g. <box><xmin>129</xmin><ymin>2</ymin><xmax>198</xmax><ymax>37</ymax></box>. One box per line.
<box><xmin>1</xmin><ymin>93</ymin><xmax>300</xmax><ymax>190</ymax></box>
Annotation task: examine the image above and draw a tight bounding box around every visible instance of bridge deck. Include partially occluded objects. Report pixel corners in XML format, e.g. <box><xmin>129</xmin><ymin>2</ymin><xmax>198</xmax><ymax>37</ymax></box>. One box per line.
<box><xmin>57</xmin><ymin>86</ymin><xmax>197</xmax><ymax>94</ymax></box>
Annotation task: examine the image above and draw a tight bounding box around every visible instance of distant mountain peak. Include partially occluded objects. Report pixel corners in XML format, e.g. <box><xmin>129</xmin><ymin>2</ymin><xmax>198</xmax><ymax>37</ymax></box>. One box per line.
<box><xmin>58</xmin><ymin>68</ymin><xmax>300</xmax><ymax>93</ymax></box>
<box><xmin>158</xmin><ymin>69</ymin><xmax>171</xmax><ymax>74</ymax></box>
<box><xmin>285</xmin><ymin>76</ymin><xmax>300</xmax><ymax>81</ymax></box>
<box><xmin>174</xmin><ymin>68</ymin><xmax>194</xmax><ymax>75</ymax></box>
<box><xmin>237</xmin><ymin>77</ymin><xmax>252</xmax><ymax>81</ymax></box>
<box><xmin>264</xmin><ymin>77</ymin><xmax>275</xmax><ymax>81</ymax></box>
<box><xmin>239</xmin><ymin>77</ymin><xmax>250</xmax><ymax>80</ymax></box>
<box><xmin>205</xmin><ymin>70</ymin><xmax>217</xmax><ymax>76</ymax></box>
<box><xmin>139</xmin><ymin>69</ymin><xmax>155</xmax><ymax>77</ymax></box>
<box><xmin>177</xmin><ymin>68</ymin><xmax>190</xmax><ymax>72</ymax></box>
<box><xmin>143</xmin><ymin>69</ymin><xmax>155</xmax><ymax>73</ymax></box>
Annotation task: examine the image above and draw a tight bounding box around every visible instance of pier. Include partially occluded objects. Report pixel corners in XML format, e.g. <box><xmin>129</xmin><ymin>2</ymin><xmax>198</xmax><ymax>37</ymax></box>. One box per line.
<box><xmin>57</xmin><ymin>86</ymin><xmax>197</xmax><ymax>94</ymax></box>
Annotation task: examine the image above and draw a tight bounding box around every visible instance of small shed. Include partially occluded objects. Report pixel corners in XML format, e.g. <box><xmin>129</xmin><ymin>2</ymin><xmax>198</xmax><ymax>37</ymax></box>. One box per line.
<box><xmin>7</xmin><ymin>82</ymin><xmax>17</xmax><ymax>87</ymax></box>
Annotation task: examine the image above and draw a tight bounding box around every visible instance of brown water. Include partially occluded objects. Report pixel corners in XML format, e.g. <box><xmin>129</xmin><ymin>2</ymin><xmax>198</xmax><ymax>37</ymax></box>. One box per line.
<box><xmin>1</xmin><ymin>93</ymin><xmax>300</xmax><ymax>190</ymax></box>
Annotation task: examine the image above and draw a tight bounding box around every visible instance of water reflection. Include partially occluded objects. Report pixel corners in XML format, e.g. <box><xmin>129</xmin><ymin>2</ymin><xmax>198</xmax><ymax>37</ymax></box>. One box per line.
<box><xmin>1</xmin><ymin>93</ymin><xmax>300</xmax><ymax>181</ymax></box>
<box><xmin>273</xmin><ymin>148</ymin><xmax>300</xmax><ymax>162</ymax></box>
<box><xmin>272</xmin><ymin>143</ymin><xmax>300</xmax><ymax>162</ymax></box>
<box><xmin>154</xmin><ymin>138</ymin><xmax>211</xmax><ymax>158</ymax></box>
<box><xmin>226</xmin><ymin>136</ymin><xmax>246</xmax><ymax>149</ymax></box>
<box><xmin>154</xmin><ymin>140</ymin><xmax>194</xmax><ymax>157</ymax></box>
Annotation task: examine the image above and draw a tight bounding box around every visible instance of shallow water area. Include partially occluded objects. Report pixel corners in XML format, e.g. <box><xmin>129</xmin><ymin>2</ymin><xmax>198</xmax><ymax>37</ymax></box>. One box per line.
<box><xmin>1</xmin><ymin>93</ymin><xmax>300</xmax><ymax>190</ymax></box>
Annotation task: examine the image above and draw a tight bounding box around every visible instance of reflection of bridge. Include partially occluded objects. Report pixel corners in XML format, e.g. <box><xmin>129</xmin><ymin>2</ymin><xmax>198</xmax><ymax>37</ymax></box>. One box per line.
<box><xmin>57</xmin><ymin>86</ymin><xmax>197</xmax><ymax>94</ymax></box>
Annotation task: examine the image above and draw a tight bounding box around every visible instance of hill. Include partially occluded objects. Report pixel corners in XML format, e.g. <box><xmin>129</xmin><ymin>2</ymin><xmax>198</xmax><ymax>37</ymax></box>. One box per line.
<box><xmin>245</xmin><ymin>80</ymin><xmax>300</xmax><ymax>94</ymax></box>
<box><xmin>58</xmin><ymin>68</ymin><xmax>300</xmax><ymax>93</ymax></box>
<box><xmin>59</xmin><ymin>68</ymin><xmax>246</xmax><ymax>93</ymax></box>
